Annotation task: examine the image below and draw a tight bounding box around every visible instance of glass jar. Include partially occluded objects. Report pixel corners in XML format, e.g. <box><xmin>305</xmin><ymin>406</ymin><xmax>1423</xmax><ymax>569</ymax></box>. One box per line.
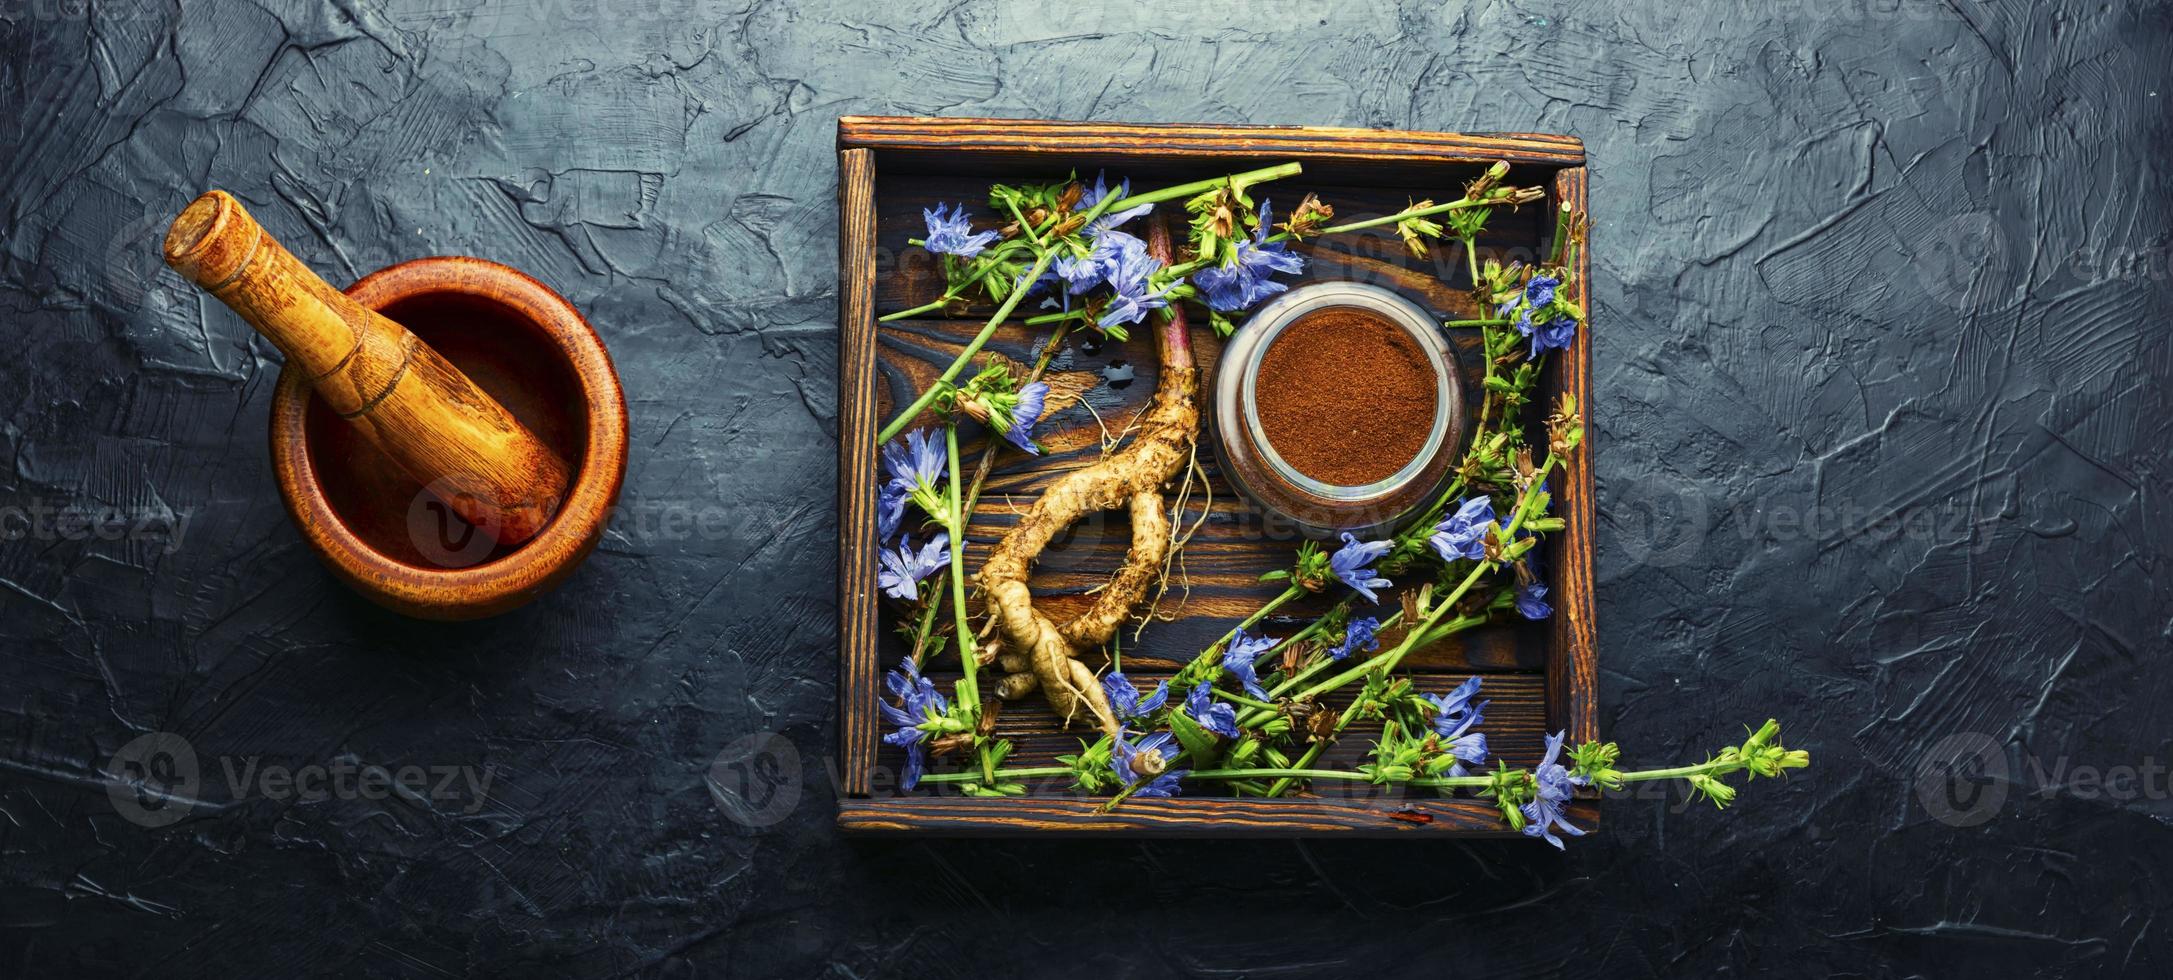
<box><xmin>1211</xmin><ymin>281</ymin><xmax>1465</xmax><ymax>540</ymax></box>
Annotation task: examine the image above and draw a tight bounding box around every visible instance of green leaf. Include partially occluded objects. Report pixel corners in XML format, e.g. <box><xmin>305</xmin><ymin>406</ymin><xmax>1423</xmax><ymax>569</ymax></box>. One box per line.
<box><xmin>1167</xmin><ymin>705</ymin><xmax>1225</xmax><ymax>768</ymax></box>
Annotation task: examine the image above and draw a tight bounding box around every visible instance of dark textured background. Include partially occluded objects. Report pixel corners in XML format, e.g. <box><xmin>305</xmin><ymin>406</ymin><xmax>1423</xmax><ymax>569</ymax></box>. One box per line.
<box><xmin>4</xmin><ymin>0</ymin><xmax>2170</xmax><ymax>976</ymax></box>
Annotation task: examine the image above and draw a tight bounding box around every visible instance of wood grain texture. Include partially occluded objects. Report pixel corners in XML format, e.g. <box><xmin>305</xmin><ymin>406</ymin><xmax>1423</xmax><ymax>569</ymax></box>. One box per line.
<box><xmin>837</xmin><ymin>119</ymin><xmax>1595</xmax><ymax>837</ymax></box>
<box><xmin>836</xmin><ymin>148</ymin><xmax>880</xmax><ymax>797</ymax></box>
<box><xmin>1546</xmin><ymin>166</ymin><xmax>1600</xmax><ymax>752</ymax></box>
<box><xmin>838</xmin><ymin>796</ymin><xmax>1600</xmax><ymax>837</ymax></box>
<box><xmin>839</xmin><ymin>116</ymin><xmax>1585</xmax><ymax>169</ymax></box>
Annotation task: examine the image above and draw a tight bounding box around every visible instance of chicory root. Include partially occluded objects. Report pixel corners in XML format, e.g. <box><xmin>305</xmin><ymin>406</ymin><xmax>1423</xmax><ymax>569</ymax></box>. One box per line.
<box><xmin>977</xmin><ymin>216</ymin><xmax>1199</xmax><ymax>735</ymax></box>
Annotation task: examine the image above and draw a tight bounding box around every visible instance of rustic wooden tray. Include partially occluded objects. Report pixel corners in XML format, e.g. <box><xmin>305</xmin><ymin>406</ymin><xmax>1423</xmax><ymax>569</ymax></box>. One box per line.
<box><xmin>835</xmin><ymin>117</ymin><xmax>1595</xmax><ymax>836</ymax></box>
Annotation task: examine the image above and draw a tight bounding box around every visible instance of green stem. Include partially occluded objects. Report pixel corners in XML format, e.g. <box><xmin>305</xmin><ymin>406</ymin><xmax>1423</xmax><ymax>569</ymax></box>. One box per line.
<box><xmin>1188</xmin><ymin>768</ymin><xmax>1363</xmax><ymax>781</ymax></box>
<box><xmin>1284</xmin><ymin>461</ymin><xmax>1559</xmax><ymax>705</ymax></box>
<box><xmin>1263</xmin><ymin>197</ymin><xmax>1495</xmax><ymax>245</ymax></box>
<box><xmin>1618</xmin><ymin>758</ymin><xmax>1739</xmax><ymax>783</ymax></box>
<box><xmin>1445</xmin><ymin>318</ymin><xmax>1508</xmax><ymax>328</ymax></box>
<box><xmin>879</xmin><ymin>297</ymin><xmax>952</xmax><ymax>323</ymax></box>
<box><xmin>915</xmin><ymin>766</ymin><xmax>1072</xmax><ymax>784</ymax></box>
<box><xmin>1261</xmin><ymin>612</ymin><xmax>1484</xmax><ymax>796</ymax></box>
<box><xmin>1006</xmin><ymin>199</ymin><xmax>1044</xmax><ymax>247</ymax></box>
<box><xmin>958</xmin><ymin>319</ymin><xmax>1075</xmax><ymax>520</ymax></box>
<box><xmin>878</xmin><ymin>258</ymin><xmax>1058</xmax><ymax>443</ymax></box>
<box><xmin>1214</xmin><ymin>691</ymin><xmax>1279</xmax><ymax>711</ymax></box>
<box><xmin>1550</xmin><ymin>201</ymin><xmax>1574</xmax><ymax>267</ymax></box>
<box><xmin>1463</xmin><ymin>235</ymin><xmax>1481</xmax><ymax>287</ymax></box>
<box><xmin>1213</xmin><ymin>584</ymin><xmax>1304</xmax><ymax>653</ymax></box>
<box><xmin>1474</xmin><ymin>323</ymin><xmax>1501</xmax><ymax>441</ymax></box>
<box><xmin>876</xmin><ymin>163</ymin><xmax>1303</xmax><ymax>445</ymax></box>
<box><xmin>1023</xmin><ymin>309</ymin><xmax>1090</xmax><ymax>328</ymax></box>
<box><xmin>942</xmin><ymin>425</ymin><xmax>980</xmax><ymax>707</ymax></box>
<box><xmin>908</xmin><ymin>588</ymin><xmax>945</xmax><ymax>666</ymax></box>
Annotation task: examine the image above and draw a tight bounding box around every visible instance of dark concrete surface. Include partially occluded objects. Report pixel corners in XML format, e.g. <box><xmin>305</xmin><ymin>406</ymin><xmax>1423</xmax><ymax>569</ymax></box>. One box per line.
<box><xmin>4</xmin><ymin>0</ymin><xmax>2170</xmax><ymax>975</ymax></box>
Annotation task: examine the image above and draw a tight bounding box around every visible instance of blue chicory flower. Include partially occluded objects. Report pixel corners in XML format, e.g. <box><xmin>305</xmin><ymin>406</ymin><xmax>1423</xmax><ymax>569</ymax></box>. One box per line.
<box><xmin>880</xmin><ymin>656</ymin><xmax>951</xmax><ymax>790</ymax></box>
<box><xmin>876</xmin><ymin>479</ymin><xmax>909</xmax><ymax>541</ymax></box>
<box><xmin>1425</xmin><ymin>676</ymin><xmax>1490</xmax><ymax>777</ymax></box>
<box><xmin>1110</xmin><ymin>731</ymin><xmax>1187</xmax><ymax>797</ymax></box>
<box><xmin>1050</xmin><ymin>251</ymin><xmax>1105</xmax><ymax>294</ymax></box>
<box><xmin>1004</xmin><ymin>381</ymin><xmax>1049</xmax><ymax>455</ymax></box>
<box><xmin>1192</xmin><ymin>200</ymin><xmax>1305</xmax><ymax>312</ymax></box>
<box><xmin>1430</xmin><ymin>495</ymin><xmax>1496</xmax><ymax>562</ymax></box>
<box><xmin>1328</xmin><ymin>616</ymin><xmax>1380</xmax><ymax>661</ymax></box>
<box><xmin>1184</xmin><ymin>682</ymin><xmax>1240</xmax><ymax>738</ymax></box>
<box><xmin>1081</xmin><ymin>171</ymin><xmax>1154</xmax><ymax>234</ymax></box>
<box><xmin>882</xmin><ymin>428</ymin><xmax>946</xmax><ymax>492</ymax></box>
<box><xmin>1521</xmin><ymin>730</ymin><xmax>1589</xmax><ymax>849</ymax></box>
<box><xmin>1524</xmin><ymin>275</ymin><xmax>1560</xmax><ymax>309</ymax></box>
<box><xmin>1042</xmin><ymin>228</ymin><xmax>1148</xmax><ymax>299</ymax></box>
<box><xmin>877</xmin><ymin>532</ymin><xmax>950</xmax><ymax>601</ymax></box>
<box><xmin>1520</xmin><ymin>307</ymin><xmax>1576</xmax><ymax>358</ymax></box>
<box><xmin>1102</xmin><ymin>670</ymin><xmax>1171</xmax><ymax>723</ymax></box>
<box><xmin>1221</xmin><ymin>628</ymin><xmax>1278</xmax><ymax>700</ymax></box>
<box><xmin>1097</xmin><ymin>233</ymin><xmax>1169</xmax><ymax>330</ymax></box>
<box><xmin>1329</xmin><ymin>532</ymin><xmax>1393</xmax><ymax>603</ymax></box>
<box><xmin>1516</xmin><ymin>582</ymin><xmax>1552</xmax><ymax>620</ymax></box>
<box><xmin>921</xmin><ymin>202</ymin><xmax>999</xmax><ymax>258</ymax></box>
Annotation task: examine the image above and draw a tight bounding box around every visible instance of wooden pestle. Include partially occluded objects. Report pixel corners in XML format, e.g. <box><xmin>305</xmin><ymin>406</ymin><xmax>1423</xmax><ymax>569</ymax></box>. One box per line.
<box><xmin>164</xmin><ymin>190</ymin><xmax>570</xmax><ymax>546</ymax></box>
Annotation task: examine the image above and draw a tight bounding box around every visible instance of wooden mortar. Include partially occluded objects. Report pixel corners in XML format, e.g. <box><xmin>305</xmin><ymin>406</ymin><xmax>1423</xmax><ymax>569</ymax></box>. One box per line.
<box><xmin>164</xmin><ymin>191</ymin><xmax>627</xmax><ymax>620</ymax></box>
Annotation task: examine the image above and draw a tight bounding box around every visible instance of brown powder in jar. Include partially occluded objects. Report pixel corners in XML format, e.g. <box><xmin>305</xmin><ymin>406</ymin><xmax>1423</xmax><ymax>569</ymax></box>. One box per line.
<box><xmin>1254</xmin><ymin>305</ymin><xmax>1439</xmax><ymax>487</ymax></box>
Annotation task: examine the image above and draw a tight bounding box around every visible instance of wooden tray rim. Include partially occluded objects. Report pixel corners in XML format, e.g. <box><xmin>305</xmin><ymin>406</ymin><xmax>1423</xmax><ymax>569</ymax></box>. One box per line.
<box><xmin>835</xmin><ymin>116</ymin><xmax>1596</xmax><ymax>836</ymax></box>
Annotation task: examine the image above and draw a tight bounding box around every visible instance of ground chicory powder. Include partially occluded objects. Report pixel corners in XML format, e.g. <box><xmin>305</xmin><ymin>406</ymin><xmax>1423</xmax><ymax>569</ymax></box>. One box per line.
<box><xmin>1254</xmin><ymin>305</ymin><xmax>1439</xmax><ymax>486</ymax></box>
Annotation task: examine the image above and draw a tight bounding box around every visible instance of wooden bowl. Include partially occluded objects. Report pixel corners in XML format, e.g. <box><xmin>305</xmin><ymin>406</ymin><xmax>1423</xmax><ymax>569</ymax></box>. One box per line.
<box><xmin>268</xmin><ymin>257</ymin><xmax>627</xmax><ymax>620</ymax></box>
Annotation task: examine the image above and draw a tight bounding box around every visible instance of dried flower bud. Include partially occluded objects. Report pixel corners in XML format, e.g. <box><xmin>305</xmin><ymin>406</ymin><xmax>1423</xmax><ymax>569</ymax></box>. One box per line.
<box><xmin>976</xmin><ymin>699</ymin><xmax>1001</xmax><ymax>737</ymax></box>
<box><xmin>1505</xmin><ymin>185</ymin><xmax>1546</xmax><ymax>206</ymax></box>
<box><xmin>1281</xmin><ymin>193</ymin><xmax>1335</xmax><ymax>239</ymax></box>
<box><xmin>1206</xmin><ymin>199</ymin><xmax>1240</xmax><ymax>240</ymax></box>
<box><xmin>1466</xmin><ymin>160</ymin><xmax>1509</xmax><ymax>200</ymax></box>
<box><xmin>930</xmin><ymin>733</ymin><xmax>975</xmax><ymax>759</ymax></box>
<box><xmin>1308</xmin><ymin>707</ymin><xmax>1338</xmax><ymax>743</ymax></box>
<box><xmin>1057</xmin><ymin>182</ymin><xmax>1085</xmax><ymax>211</ymax></box>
